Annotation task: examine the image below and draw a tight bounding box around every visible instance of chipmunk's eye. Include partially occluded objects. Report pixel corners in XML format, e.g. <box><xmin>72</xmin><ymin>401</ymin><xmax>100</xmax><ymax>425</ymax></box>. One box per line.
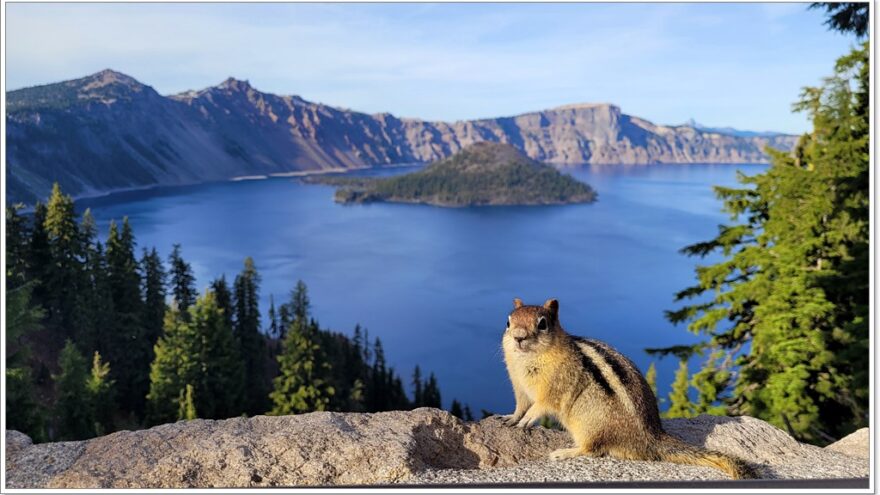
<box><xmin>537</xmin><ymin>317</ymin><xmax>548</xmax><ymax>331</ymax></box>
<box><xmin>506</xmin><ymin>316</ymin><xmax>511</xmax><ymax>328</ymax></box>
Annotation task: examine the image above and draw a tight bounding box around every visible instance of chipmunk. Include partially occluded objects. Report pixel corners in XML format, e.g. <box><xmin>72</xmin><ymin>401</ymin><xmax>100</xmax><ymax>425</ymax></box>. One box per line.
<box><xmin>501</xmin><ymin>298</ymin><xmax>757</xmax><ymax>480</ymax></box>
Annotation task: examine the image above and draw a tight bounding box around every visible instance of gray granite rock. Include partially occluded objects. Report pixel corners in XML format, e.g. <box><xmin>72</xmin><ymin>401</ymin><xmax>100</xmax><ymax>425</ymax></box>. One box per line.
<box><xmin>825</xmin><ymin>428</ymin><xmax>869</xmax><ymax>459</ymax></box>
<box><xmin>4</xmin><ymin>409</ymin><xmax>868</xmax><ymax>489</ymax></box>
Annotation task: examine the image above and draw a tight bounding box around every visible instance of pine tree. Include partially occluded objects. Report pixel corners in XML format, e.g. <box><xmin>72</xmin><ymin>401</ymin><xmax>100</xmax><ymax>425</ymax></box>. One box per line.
<box><xmin>463</xmin><ymin>405</ymin><xmax>474</xmax><ymax>422</ymax></box>
<box><xmin>26</xmin><ymin>201</ymin><xmax>51</xmax><ymax>308</ymax></box>
<box><xmin>146</xmin><ymin>291</ymin><xmax>244</xmax><ymax>423</ymax></box>
<box><xmin>645</xmin><ymin>362</ymin><xmax>658</xmax><ymax>398</ymax></box>
<box><xmin>177</xmin><ymin>384</ymin><xmax>198</xmax><ymax>420</ymax></box>
<box><xmin>190</xmin><ymin>290</ymin><xmax>245</xmax><ymax>419</ymax></box>
<box><xmin>146</xmin><ymin>306</ymin><xmax>195</xmax><ymax>425</ymax></box>
<box><xmin>269</xmin><ymin>307</ymin><xmax>335</xmax><ymax>415</ymax></box>
<box><xmin>660</xmin><ymin>42</ymin><xmax>869</xmax><ymax>443</ymax></box>
<box><xmin>234</xmin><ymin>258</ymin><xmax>269</xmax><ymax>415</ymax></box>
<box><xmin>105</xmin><ymin>218</ymin><xmax>147</xmax><ymax>415</ymax></box>
<box><xmin>450</xmin><ymin>399</ymin><xmax>464</xmax><ymax>419</ymax></box>
<box><xmin>6</xmin><ymin>204</ymin><xmax>31</xmax><ymax>290</ymax></box>
<box><xmin>810</xmin><ymin>2</ymin><xmax>869</xmax><ymax>37</ymax></box>
<box><xmin>422</xmin><ymin>373</ymin><xmax>442</xmax><ymax>409</ymax></box>
<box><xmin>368</xmin><ymin>337</ymin><xmax>388</xmax><ymax>410</ymax></box>
<box><xmin>87</xmin><ymin>351</ymin><xmax>115</xmax><ymax>436</ymax></box>
<box><xmin>664</xmin><ymin>360</ymin><xmax>694</xmax><ymax>419</ymax></box>
<box><xmin>74</xmin><ymin>209</ymin><xmax>100</xmax><ymax>354</ymax></box>
<box><xmin>267</xmin><ymin>295</ymin><xmax>280</xmax><ymax>340</ymax></box>
<box><xmin>210</xmin><ymin>275</ymin><xmax>234</xmax><ymax>330</ymax></box>
<box><xmin>289</xmin><ymin>280</ymin><xmax>310</xmax><ymax>322</ymax></box>
<box><xmin>687</xmin><ymin>351</ymin><xmax>730</xmax><ymax>416</ymax></box>
<box><xmin>81</xmin><ymin>241</ymin><xmax>114</xmax><ymax>356</ymax></box>
<box><xmin>54</xmin><ymin>340</ymin><xmax>95</xmax><ymax>440</ymax></box>
<box><xmin>43</xmin><ymin>183</ymin><xmax>84</xmax><ymax>338</ymax></box>
<box><xmin>6</xmin><ymin>283</ymin><xmax>47</xmax><ymax>441</ymax></box>
<box><xmin>411</xmin><ymin>365</ymin><xmax>423</xmax><ymax>407</ymax></box>
<box><xmin>168</xmin><ymin>244</ymin><xmax>197</xmax><ymax>312</ymax></box>
<box><xmin>141</xmin><ymin>247</ymin><xmax>167</xmax><ymax>347</ymax></box>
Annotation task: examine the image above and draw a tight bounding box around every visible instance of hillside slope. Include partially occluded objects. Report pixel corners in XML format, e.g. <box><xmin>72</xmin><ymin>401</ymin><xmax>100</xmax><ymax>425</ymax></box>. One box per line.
<box><xmin>329</xmin><ymin>142</ymin><xmax>597</xmax><ymax>206</ymax></box>
<box><xmin>6</xmin><ymin>70</ymin><xmax>798</xmax><ymax>203</ymax></box>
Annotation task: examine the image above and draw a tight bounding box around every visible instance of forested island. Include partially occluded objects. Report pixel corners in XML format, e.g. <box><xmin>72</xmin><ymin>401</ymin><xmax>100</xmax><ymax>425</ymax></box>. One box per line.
<box><xmin>315</xmin><ymin>142</ymin><xmax>597</xmax><ymax>207</ymax></box>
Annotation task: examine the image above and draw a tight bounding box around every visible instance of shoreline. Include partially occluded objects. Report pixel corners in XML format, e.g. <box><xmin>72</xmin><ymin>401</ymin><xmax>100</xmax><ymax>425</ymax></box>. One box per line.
<box><xmin>13</xmin><ymin>161</ymin><xmax>765</xmax><ymax>210</ymax></box>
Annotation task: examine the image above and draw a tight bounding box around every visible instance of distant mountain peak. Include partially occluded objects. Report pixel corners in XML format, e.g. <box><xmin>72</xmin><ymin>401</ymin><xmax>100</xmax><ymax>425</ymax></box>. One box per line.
<box><xmin>682</xmin><ymin>118</ymin><xmax>783</xmax><ymax>138</ymax></box>
<box><xmin>81</xmin><ymin>69</ymin><xmax>145</xmax><ymax>90</ymax></box>
<box><xmin>552</xmin><ymin>102</ymin><xmax>617</xmax><ymax>112</ymax></box>
<box><xmin>216</xmin><ymin>77</ymin><xmax>253</xmax><ymax>92</ymax></box>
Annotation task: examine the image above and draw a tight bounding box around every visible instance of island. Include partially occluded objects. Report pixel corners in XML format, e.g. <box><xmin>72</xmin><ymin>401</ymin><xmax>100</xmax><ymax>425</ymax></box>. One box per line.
<box><xmin>314</xmin><ymin>142</ymin><xmax>598</xmax><ymax>207</ymax></box>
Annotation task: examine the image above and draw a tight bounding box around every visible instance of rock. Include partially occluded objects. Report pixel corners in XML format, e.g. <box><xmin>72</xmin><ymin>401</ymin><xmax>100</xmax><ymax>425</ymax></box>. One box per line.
<box><xmin>5</xmin><ymin>410</ymin><xmax>867</xmax><ymax>488</ymax></box>
<box><xmin>825</xmin><ymin>428</ymin><xmax>869</xmax><ymax>459</ymax></box>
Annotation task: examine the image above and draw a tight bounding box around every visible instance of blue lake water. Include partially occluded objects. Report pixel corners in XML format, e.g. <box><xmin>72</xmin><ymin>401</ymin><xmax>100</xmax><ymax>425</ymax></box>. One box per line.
<box><xmin>78</xmin><ymin>163</ymin><xmax>766</xmax><ymax>415</ymax></box>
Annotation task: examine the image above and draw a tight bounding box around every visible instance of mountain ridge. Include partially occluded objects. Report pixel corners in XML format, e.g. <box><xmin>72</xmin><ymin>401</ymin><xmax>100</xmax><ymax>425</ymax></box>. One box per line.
<box><xmin>6</xmin><ymin>70</ymin><xmax>798</xmax><ymax>204</ymax></box>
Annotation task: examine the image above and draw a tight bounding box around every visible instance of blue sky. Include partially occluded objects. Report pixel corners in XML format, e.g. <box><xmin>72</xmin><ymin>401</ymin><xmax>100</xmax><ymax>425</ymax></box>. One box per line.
<box><xmin>5</xmin><ymin>3</ymin><xmax>859</xmax><ymax>133</ymax></box>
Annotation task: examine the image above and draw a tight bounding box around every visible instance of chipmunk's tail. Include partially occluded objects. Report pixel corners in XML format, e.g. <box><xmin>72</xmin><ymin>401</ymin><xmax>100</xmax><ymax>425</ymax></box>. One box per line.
<box><xmin>655</xmin><ymin>433</ymin><xmax>758</xmax><ymax>480</ymax></box>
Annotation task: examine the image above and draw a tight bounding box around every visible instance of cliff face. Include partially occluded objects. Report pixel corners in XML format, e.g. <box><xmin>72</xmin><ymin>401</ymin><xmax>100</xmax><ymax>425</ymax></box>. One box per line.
<box><xmin>6</xmin><ymin>70</ymin><xmax>798</xmax><ymax>204</ymax></box>
<box><xmin>4</xmin><ymin>409</ymin><xmax>868</xmax><ymax>489</ymax></box>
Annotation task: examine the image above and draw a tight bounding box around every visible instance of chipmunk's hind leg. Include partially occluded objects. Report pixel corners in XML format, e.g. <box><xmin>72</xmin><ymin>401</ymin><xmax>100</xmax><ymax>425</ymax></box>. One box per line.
<box><xmin>549</xmin><ymin>447</ymin><xmax>583</xmax><ymax>460</ymax></box>
<box><xmin>549</xmin><ymin>434</ymin><xmax>604</xmax><ymax>461</ymax></box>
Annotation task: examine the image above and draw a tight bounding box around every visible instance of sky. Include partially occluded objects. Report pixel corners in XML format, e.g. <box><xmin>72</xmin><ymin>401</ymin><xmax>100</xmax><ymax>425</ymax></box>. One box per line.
<box><xmin>5</xmin><ymin>3</ymin><xmax>860</xmax><ymax>134</ymax></box>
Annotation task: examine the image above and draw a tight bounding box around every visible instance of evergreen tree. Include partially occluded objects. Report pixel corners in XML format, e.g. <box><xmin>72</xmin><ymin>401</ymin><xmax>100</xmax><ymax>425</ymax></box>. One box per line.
<box><xmin>146</xmin><ymin>291</ymin><xmax>244</xmax><ymax>423</ymax></box>
<box><xmin>54</xmin><ymin>340</ymin><xmax>94</xmax><ymax>440</ymax></box>
<box><xmin>190</xmin><ymin>290</ymin><xmax>245</xmax><ymax>419</ymax></box>
<box><xmin>269</xmin><ymin>306</ymin><xmax>335</xmax><ymax>415</ymax></box>
<box><xmin>660</xmin><ymin>42</ymin><xmax>869</xmax><ymax>443</ymax></box>
<box><xmin>645</xmin><ymin>362</ymin><xmax>658</xmax><ymax>398</ymax></box>
<box><xmin>450</xmin><ymin>399</ymin><xmax>464</xmax><ymax>419</ymax></box>
<box><xmin>422</xmin><ymin>373</ymin><xmax>442</xmax><ymax>409</ymax></box>
<box><xmin>105</xmin><ymin>218</ymin><xmax>147</xmax><ymax>415</ymax></box>
<box><xmin>278</xmin><ymin>304</ymin><xmax>292</xmax><ymax>338</ymax></box>
<box><xmin>5</xmin><ymin>283</ymin><xmax>47</xmax><ymax>441</ymax></box>
<box><xmin>43</xmin><ymin>183</ymin><xmax>84</xmax><ymax>338</ymax></box>
<box><xmin>141</xmin><ymin>247</ymin><xmax>168</xmax><ymax>347</ymax></box>
<box><xmin>210</xmin><ymin>275</ymin><xmax>234</xmax><ymax>330</ymax></box>
<box><xmin>146</xmin><ymin>306</ymin><xmax>195</xmax><ymax>425</ymax></box>
<box><xmin>177</xmin><ymin>384</ymin><xmax>198</xmax><ymax>420</ymax></box>
<box><xmin>810</xmin><ymin>2</ymin><xmax>869</xmax><ymax>37</ymax></box>
<box><xmin>690</xmin><ymin>351</ymin><xmax>729</xmax><ymax>416</ymax></box>
<box><xmin>368</xmin><ymin>337</ymin><xmax>388</xmax><ymax>410</ymax></box>
<box><xmin>267</xmin><ymin>295</ymin><xmax>280</xmax><ymax>340</ymax></box>
<box><xmin>26</xmin><ymin>201</ymin><xmax>51</xmax><ymax>308</ymax></box>
<box><xmin>87</xmin><ymin>351</ymin><xmax>115</xmax><ymax>436</ymax></box>
<box><xmin>411</xmin><ymin>365</ymin><xmax>423</xmax><ymax>407</ymax></box>
<box><xmin>318</xmin><ymin>325</ymin><xmax>369</xmax><ymax>412</ymax></box>
<box><xmin>74</xmin><ymin>209</ymin><xmax>100</xmax><ymax>354</ymax></box>
<box><xmin>664</xmin><ymin>360</ymin><xmax>695</xmax><ymax>419</ymax></box>
<box><xmin>288</xmin><ymin>280</ymin><xmax>310</xmax><ymax>322</ymax></box>
<box><xmin>6</xmin><ymin>204</ymin><xmax>31</xmax><ymax>289</ymax></box>
<box><xmin>81</xmin><ymin>241</ymin><xmax>114</xmax><ymax>356</ymax></box>
<box><xmin>168</xmin><ymin>244</ymin><xmax>197</xmax><ymax>312</ymax></box>
<box><xmin>233</xmin><ymin>258</ymin><xmax>269</xmax><ymax>414</ymax></box>
<box><xmin>463</xmin><ymin>405</ymin><xmax>474</xmax><ymax>422</ymax></box>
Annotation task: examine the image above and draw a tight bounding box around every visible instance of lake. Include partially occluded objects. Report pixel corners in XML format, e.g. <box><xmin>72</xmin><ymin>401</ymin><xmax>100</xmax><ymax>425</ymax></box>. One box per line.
<box><xmin>78</xmin><ymin>163</ymin><xmax>767</xmax><ymax>415</ymax></box>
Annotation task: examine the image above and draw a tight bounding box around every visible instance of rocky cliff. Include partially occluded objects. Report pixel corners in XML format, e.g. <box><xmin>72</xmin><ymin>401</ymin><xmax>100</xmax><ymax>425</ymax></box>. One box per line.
<box><xmin>6</xmin><ymin>70</ymin><xmax>798</xmax><ymax>204</ymax></box>
<box><xmin>4</xmin><ymin>409</ymin><xmax>867</xmax><ymax>489</ymax></box>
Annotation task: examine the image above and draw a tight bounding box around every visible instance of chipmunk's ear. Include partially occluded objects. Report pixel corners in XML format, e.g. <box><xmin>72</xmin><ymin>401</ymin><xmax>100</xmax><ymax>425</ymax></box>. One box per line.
<box><xmin>513</xmin><ymin>298</ymin><xmax>523</xmax><ymax>309</ymax></box>
<box><xmin>543</xmin><ymin>299</ymin><xmax>559</xmax><ymax>318</ymax></box>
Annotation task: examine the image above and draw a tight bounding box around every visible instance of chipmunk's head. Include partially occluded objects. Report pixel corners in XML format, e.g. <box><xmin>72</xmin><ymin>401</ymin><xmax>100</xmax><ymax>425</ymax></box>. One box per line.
<box><xmin>504</xmin><ymin>298</ymin><xmax>561</xmax><ymax>353</ymax></box>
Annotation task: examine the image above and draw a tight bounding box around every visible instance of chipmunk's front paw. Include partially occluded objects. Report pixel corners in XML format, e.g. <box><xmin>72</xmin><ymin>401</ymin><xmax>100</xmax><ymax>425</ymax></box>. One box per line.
<box><xmin>516</xmin><ymin>415</ymin><xmax>538</xmax><ymax>428</ymax></box>
<box><xmin>501</xmin><ymin>413</ymin><xmax>523</xmax><ymax>427</ymax></box>
<box><xmin>549</xmin><ymin>448</ymin><xmax>583</xmax><ymax>460</ymax></box>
